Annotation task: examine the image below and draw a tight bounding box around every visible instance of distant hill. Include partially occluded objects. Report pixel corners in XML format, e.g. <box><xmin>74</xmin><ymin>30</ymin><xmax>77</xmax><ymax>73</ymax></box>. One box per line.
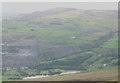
<box><xmin>2</xmin><ymin>8</ymin><xmax>118</xmax><ymax>81</ymax></box>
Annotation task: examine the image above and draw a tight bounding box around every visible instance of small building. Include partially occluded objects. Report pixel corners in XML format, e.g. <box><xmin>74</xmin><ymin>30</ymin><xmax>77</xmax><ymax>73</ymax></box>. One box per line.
<box><xmin>20</xmin><ymin>67</ymin><xmax>28</xmax><ymax>70</ymax></box>
<box><xmin>103</xmin><ymin>64</ymin><xmax>108</xmax><ymax>67</ymax></box>
<box><xmin>6</xmin><ymin>67</ymin><xmax>17</xmax><ymax>71</ymax></box>
<box><xmin>98</xmin><ymin>54</ymin><xmax>101</xmax><ymax>57</ymax></box>
<box><xmin>71</xmin><ymin>36</ymin><xmax>77</xmax><ymax>40</ymax></box>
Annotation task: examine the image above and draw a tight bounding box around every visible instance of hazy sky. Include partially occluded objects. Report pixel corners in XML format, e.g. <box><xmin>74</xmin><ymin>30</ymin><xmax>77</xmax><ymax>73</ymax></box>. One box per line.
<box><xmin>2</xmin><ymin>2</ymin><xmax>118</xmax><ymax>15</ymax></box>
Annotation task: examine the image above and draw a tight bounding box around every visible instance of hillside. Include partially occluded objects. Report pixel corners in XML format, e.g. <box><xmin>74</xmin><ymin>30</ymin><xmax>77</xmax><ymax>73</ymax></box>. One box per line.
<box><xmin>2</xmin><ymin>8</ymin><xmax>118</xmax><ymax>81</ymax></box>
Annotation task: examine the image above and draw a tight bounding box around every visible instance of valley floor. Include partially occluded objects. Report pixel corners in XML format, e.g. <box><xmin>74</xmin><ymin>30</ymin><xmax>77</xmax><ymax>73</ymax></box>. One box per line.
<box><xmin>22</xmin><ymin>70</ymin><xmax>118</xmax><ymax>81</ymax></box>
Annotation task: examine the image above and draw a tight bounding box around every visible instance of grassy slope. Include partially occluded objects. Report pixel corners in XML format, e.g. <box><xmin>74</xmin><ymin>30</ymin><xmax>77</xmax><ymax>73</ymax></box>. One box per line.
<box><xmin>2</xmin><ymin>70</ymin><xmax>25</xmax><ymax>81</ymax></box>
<box><xmin>3</xmin><ymin>10</ymin><xmax>117</xmax><ymax>46</ymax></box>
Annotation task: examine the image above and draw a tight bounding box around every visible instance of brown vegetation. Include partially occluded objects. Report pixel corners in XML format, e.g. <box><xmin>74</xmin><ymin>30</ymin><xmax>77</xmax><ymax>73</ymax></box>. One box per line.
<box><xmin>23</xmin><ymin>70</ymin><xmax>118</xmax><ymax>81</ymax></box>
